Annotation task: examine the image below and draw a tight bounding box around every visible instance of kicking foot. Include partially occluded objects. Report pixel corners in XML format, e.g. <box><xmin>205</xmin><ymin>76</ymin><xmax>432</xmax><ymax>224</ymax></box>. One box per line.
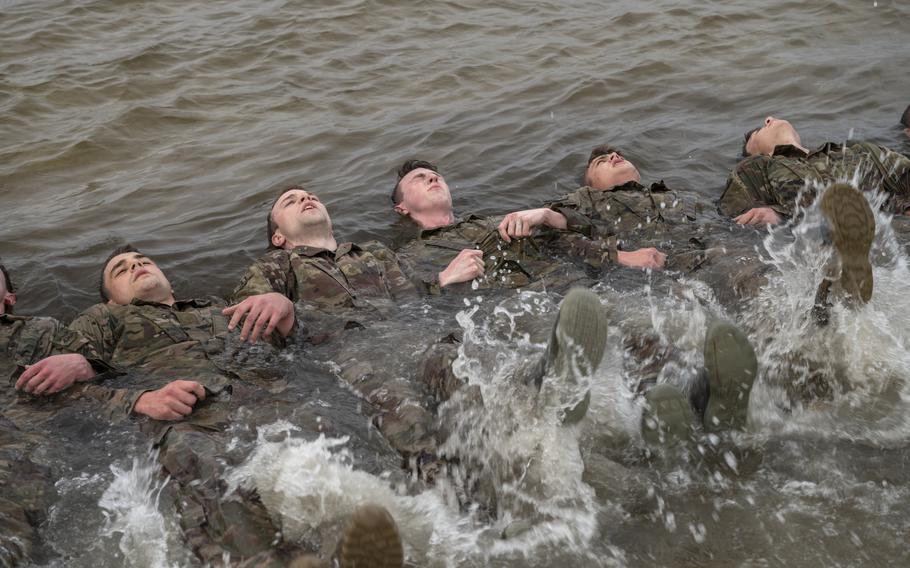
<box><xmin>703</xmin><ymin>321</ymin><xmax>757</xmax><ymax>431</ymax></box>
<box><xmin>817</xmin><ymin>182</ymin><xmax>875</xmax><ymax>305</ymax></box>
<box><xmin>339</xmin><ymin>504</ymin><xmax>404</xmax><ymax>568</ymax></box>
<box><xmin>641</xmin><ymin>383</ymin><xmax>696</xmax><ymax>446</ymax></box>
<box><xmin>541</xmin><ymin>288</ymin><xmax>609</xmax><ymax>424</ymax></box>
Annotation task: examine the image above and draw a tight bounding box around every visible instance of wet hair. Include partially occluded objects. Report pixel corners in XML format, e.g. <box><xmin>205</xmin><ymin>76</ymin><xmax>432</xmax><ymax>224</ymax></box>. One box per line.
<box><xmin>901</xmin><ymin>104</ymin><xmax>910</xmax><ymax>128</ymax></box>
<box><xmin>266</xmin><ymin>185</ymin><xmax>307</xmax><ymax>249</ymax></box>
<box><xmin>0</xmin><ymin>260</ymin><xmax>14</xmax><ymax>314</ymax></box>
<box><xmin>583</xmin><ymin>144</ymin><xmax>623</xmax><ymax>185</ymax></box>
<box><xmin>391</xmin><ymin>160</ymin><xmax>440</xmax><ymax>205</ymax></box>
<box><xmin>99</xmin><ymin>244</ymin><xmax>141</xmax><ymax>302</ymax></box>
<box><xmin>742</xmin><ymin>127</ymin><xmax>760</xmax><ymax>157</ymax></box>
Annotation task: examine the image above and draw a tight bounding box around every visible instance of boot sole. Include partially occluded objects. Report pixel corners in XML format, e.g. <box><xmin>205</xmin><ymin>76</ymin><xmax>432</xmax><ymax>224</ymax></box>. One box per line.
<box><xmin>819</xmin><ymin>183</ymin><xmax>875</xmax><ymax>303</ymax></box>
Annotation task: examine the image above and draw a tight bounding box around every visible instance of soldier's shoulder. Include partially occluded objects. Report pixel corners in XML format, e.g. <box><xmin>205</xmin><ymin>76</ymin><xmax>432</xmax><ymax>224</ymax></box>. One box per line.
<box><xmin>1</xmin><ymin>313</ymin><xmax>36</xmax><ymax>325</ymax></box>
<box><xmin>358</xmin><ymin>240</ymin><xmax>393</xmax><ymax>255</ymax></box>
<box><xmin>254</xmin><ymin>248</ymin><xmax>292</xmax><ymax>265</ymax></box>
<box><xmin>75</xmin><ymin>303</ymin><xmax>114</xmax><ymax>319</ymax></box>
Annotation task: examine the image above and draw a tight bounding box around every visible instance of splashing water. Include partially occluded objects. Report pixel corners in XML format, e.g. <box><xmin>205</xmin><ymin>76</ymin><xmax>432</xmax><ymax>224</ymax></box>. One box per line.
<box><xmin>746</xmin><ymin>181</ymin><xmax>910</xmax><ymax>443</ymax></box>
<box><xmin>98</xmin><ymin>452</ymin><xmax>176</xmax><ymax>568</ymax></box>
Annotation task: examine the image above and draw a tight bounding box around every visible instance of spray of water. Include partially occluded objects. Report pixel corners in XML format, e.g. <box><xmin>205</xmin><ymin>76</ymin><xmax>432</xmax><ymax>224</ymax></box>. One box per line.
<box><xmin>745</xmin><ymin>181</ymin><xmax>910</xmax><ymax>444</ymax></box>
<box><xmin>98</xmin><ymin>452</ymin><xmax>175</xmax><ymax>568</ymax></box>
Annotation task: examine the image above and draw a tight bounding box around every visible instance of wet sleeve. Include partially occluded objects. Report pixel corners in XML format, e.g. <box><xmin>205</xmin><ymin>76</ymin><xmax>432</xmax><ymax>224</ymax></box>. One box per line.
<box><xmin>73</xmin><ymin>383</ymin><xmax>147</xmax><ymax>421</ymax></box>
<box><xmin>68</xmin><ymin>305</ymin><xmax>117</xmax><ymax>363</ymax></box>
<box><xmin>718</xmin><ymin>159</ymin><xmax>792</xmax><ymax>218</ymax></box>
<box><xmin>551</xmin><ymin>233</ymin><xmax>618</xmax><ymax>268</ymax></box>
<box><xmin>871</xmin><ymin>144</ymin><xmax>910</xmax><ymax>214</ymax></box>
<box><xmin>395</xmin><ymin>244</ymin><xmax>442</xmax><ymax>295</ymax></box>
<box><xmin>545</xmin><ymin>194</ymin><xmax>597</xmax><ymax>237</ymax></box>
<box><xmin>47</xmin><ymin>323</ymin><xmax>116</xmax><ymax>373</ymax></box>
<box><xmin>369</xmin><ymin>243</ymin><xmax>422</xmax><ymax>299</ymax></box>
<box><xmin>231</xmin><ymin>258</ymin><xmax>293</xmax><ymax>302</ymax></box>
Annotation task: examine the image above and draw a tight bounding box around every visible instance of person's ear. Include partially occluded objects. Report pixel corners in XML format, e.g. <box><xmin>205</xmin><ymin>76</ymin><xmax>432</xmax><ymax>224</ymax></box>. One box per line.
<box><xmin>2</xmin><ymin>293</ymin><xmax>15</xmax><ymax>308</ymax></box>
<box><xmin>271</xmin><ymin>231</ymin><xmax>286</xmax><ymax>248</ymax></box>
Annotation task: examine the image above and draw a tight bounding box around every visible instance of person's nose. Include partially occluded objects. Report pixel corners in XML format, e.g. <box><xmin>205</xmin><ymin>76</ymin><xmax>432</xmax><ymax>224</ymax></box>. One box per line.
<box><xmin>765</xmin><ymin>116</ymin><xmax>774</xmax><ymax>126</ymax></box>
<box><xmin>428</xmin><ymin>173</ymin><xmax>439</xmax><ymax>184</ymax></box>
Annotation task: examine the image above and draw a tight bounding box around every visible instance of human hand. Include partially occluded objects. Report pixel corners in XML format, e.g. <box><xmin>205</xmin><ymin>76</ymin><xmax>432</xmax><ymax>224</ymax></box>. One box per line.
<box><xmin>438</xmin><ymin>249</ymin><xmax>485</xmax><ymax>287</ymax></box>
<box><xmin>223</xmin><ymin>292</ymin><xmax>295</xmax><ymax>343</ymax></box>
<box><xmin>617</xmin><ymin>247</ymin><xmax>666</xmax><ymax>270</ymax></box>
<box><xmin>15</xmin><ymin>354</ymin><xmax>95</xmax><ymax>395</ymax></box>
<box><xmin>498</xmin><ymin>208</ymin><xmax>567</xmax><ymax>242</ymax></box>
<box><xmin>734</xmin><ymin>207</ymin><xmax>782</xmax><ymax>227</ymax></box>
<box><xmin>133</xmin><ymin>380</ymin><xmax>206</xmax><ymax>421</ymax></box>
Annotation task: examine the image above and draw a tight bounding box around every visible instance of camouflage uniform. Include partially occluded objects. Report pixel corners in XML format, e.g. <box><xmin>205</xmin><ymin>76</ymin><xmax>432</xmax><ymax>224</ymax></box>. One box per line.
<box><xmin>719</xmin><ymin>141</ymin><xmax>910</xmax><ymax>219</ymax></box>
<box><xmin>67</xmin><ymin>298</ymin><xmax>242</xmax><ymax>419</ymax></box>
<box><xmin>395</xmin><ymin>214</ymin><xmax>609</xmax><ymax>294</ymax></box>
<box><xmin>544</xmin><ymin>180</ymin><xmax>773</xmax><ymax>304</ymax></box>
<box><xmin>0</xmin><ymin>314</ymin><xmax>114</xmax><ymax>566</ymax></box>
<box><xmin>232</xmin><ymin>241</ymin><xmax>418</xmax><ymax>310</ymax></box>
<box><xmin>230</xmin><ymin>243</ymin><xmax>445</xmax><ymax>465</ymax></box>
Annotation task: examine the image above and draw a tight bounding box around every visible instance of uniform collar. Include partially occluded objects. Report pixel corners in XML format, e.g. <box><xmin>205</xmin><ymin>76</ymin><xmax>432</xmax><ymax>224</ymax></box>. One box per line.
<box><xmin>584</xmin><ymin>180</ymin><xmax>671</xmax><ymax>193</ymax></box>
<box><xmin>291</xmin><ymin>242</ymin><xmax>361</xmax><ymax>260</ymax></box>
<box><xmin>130</xmin><ymin>297</ymin><xmax>216</xmax><ymax>309</ymax></box>
<box><xmin>417</xmin><ymin>214</ymin><xmax>486</xmax><ymax>238</ymax></box>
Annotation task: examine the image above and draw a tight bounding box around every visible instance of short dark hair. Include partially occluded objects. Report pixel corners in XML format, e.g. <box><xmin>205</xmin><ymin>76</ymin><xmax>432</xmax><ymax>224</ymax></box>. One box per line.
<box><xmin>901</xmin><ymin>105</ymin><xmax>910</xmax><ymax>128</ymax></box>
<box><xmin>583</xmin><ymin>144</ymin><xmax>624</xmax><ymax>184</ymax></box>
<box><xmin>742</xmin><ymin>127</ymin><xmax>760</xmax><ymax>157</ymax></box>
<box><xmin>99</xmin><ymin>244</ymin><xmax>141</xmax><ymax>302</ymax></box>
<box><xmin>391</xmin><ymin>160</ymin><xmax>439</xmax><ymax>205</ymax></box>
<box><xmin>266</xmin><ymin>185</ymin><xmax>307</xmax><ymax>249</ymax></box>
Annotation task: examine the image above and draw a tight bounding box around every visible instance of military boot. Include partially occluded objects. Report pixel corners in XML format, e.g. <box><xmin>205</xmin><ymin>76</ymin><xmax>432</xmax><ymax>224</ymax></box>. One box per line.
<box><xmin>641</xmin><ymin>383</ymin><xmax>696</xmax><ymax>445</ymax></box>
<box><xmin>818</xmin><ymin>182</ymin><xmax>875</xmax><ymax>304</ymax></box>
<box><xmin>338</xmin><ymin>504</ymin><xmax>404</xmax><ymax>568</ymax></box>
<box><xmin>538</xmin><ymin>288</ymin><xmax>609</xmax><ymax>424</ymax></box>
<box><xmin>703</xmin><ymin>321</ymin><xmax>757</xmax><ymax>431</ymax></box>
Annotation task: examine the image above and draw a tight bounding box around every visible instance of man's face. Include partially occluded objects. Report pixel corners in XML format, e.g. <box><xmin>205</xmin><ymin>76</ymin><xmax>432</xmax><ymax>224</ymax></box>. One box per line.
<box><xmin>585</xmin><ymin>150</ymin><xmax>641</xmax><ymax>190</ymax></box>
<box><xmin>395</xmin><ymin>167</ymin><xmax>453</xmax><ymax>215</ymax></box>
<box><xmin>103</xmin><ymin>252</ymin><xmax>173</xmax><ymax>305</ymax></box>
<box><xmin>0</xmin><ymin>271</ymin><xmax>14</xmax><ymax>315</ymax></box>
<box><xmin>270</xmin><ymin>189</ymin><xmax>333</xmax><ymax>248</ymax></box>
<box><xmin>745</xmin><ymin>116</ymin><xmax>802</xmax><ymax>156</ymax></box>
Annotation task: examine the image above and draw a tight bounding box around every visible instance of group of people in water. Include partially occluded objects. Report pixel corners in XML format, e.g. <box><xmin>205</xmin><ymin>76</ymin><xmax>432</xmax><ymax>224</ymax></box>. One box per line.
<box><xmin>3</xmin><ymin>108</ymin><xmax>910</xmax><ymax>567</ymax></box>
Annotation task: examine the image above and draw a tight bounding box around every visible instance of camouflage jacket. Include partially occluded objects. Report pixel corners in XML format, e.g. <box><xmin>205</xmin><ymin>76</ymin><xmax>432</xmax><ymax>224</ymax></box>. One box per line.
<box><xmin>68</xmin><ymin>298</ymin><xmax>241</xmax><ymax>418</ymax></box>
<box><xmin>232</xmin><ymin>241</ymin><xmax>419</xmax><ymax>311</ymax></box>
<box><xmin>545</xmin><ymin>181</ymin><xmax>723</xmax><ymax>268</ymax></box>
<box><xmin>395</xmin><ymin>214</ymin><xmax>613</xmax><ymax>293</ymax></box>
<box><xmin>719</xmin><ymin>141</ymin><xmax>910</xmax><ymax>218</ymax></box>
<box><xmin>1</xmin><ymin>314</ymin><xmax>97</xmax><ymax>379</ymax></box>
<box><xmin>0</xmin><ymin>314</ymin><xmax>141</xmax><ymax>424</ymax></box>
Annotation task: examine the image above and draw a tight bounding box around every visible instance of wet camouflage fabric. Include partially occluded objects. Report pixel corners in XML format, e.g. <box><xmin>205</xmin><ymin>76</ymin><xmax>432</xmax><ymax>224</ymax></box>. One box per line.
<box><xmin>68</xmin><ymin>298</ymin><xmax>241</xmax><ymax>418</ymax></box>
<box><xmin>0</xmin><ymin>315</ymin><xmax>113</xmax><ymax>566</ymax></box>
<box><xmin>546</xmin><ymin>181</ymin><xmax>763</xmax><ymax>277</ymax></box>
<box><xmin>231</xmin><ymin>241</ymin><xmax>419</xmax><ymax>311</ymax></box>
<box><xmin>0</xmin><ymin>418</ymin><xmax>53</xmax><ymax>568</ymax></box>
<box><xmin>719</xmin><ymin>141</ymin><xmax>910</xmax><ymax>218</ymax></box>
<box><xmin>395</xmin><ymin>214</ymin><xmax>607</xmax><ymax>293</ymax></box>
<box><xmin>0</xmin><ymin>314</ymin><xmax>101</xmax><ymax>381</ymax></box>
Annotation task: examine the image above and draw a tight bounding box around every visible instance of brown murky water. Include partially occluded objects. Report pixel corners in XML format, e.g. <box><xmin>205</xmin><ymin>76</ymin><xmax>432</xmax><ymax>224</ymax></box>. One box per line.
<box><xmin>2</xmin><ymin>1</ymin><xmax>910</xmax><ymax>567</ymax></box>
<box><xmin>2</xmin><ymin>0</ymin><xmax>908</xmax><ymax>318</ymax></box>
